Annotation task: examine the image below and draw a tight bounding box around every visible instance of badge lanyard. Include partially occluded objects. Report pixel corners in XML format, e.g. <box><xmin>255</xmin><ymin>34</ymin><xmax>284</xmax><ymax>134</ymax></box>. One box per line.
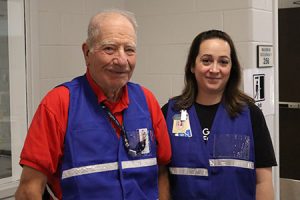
<box><xmin>100</xmin><ymin>102</ymin><xmax>145</xmax><ymax>156</ymax></box>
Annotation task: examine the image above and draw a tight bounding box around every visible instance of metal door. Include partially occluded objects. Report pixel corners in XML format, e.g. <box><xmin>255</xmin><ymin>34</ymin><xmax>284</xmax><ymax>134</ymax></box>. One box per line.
<box><xmin>279</xmin><ymin>7</ymin><xmax>300</xmax><ymax>200</ymax></box>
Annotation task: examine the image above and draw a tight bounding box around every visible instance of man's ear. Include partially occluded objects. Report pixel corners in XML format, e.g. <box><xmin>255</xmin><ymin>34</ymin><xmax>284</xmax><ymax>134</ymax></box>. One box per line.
<box><xmin>82</xmin><ymin>43</ymin><xmax>90</xmax><ymax>66</ymax></box>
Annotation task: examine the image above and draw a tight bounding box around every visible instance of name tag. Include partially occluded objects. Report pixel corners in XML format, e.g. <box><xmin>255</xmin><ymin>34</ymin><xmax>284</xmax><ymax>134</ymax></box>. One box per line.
<box><xmin>172</xmin><ymin>111</ymin><xmax>192</xmax><ymax>137</ymax></box>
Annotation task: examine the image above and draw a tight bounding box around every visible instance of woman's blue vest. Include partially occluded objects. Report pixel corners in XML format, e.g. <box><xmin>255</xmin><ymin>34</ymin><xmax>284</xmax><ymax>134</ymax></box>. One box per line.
<box><xmin>166</xmin><ymin>100</ymin><xmax>256</xmax><ymax>200</ymax></box>
<box><xmin>60</xmin><ymin>75</ymin><xmax>158</xmax><ymax>200</ymax></box>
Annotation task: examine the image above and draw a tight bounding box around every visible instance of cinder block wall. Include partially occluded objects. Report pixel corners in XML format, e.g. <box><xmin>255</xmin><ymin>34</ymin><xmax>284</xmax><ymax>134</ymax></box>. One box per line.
<box><xmin>127</xmin><ymin>1</ymin><xmax>273</xmax><ymax>105</ymax></box>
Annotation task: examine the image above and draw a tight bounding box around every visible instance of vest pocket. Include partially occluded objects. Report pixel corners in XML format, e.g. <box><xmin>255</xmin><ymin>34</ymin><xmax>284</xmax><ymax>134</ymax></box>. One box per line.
<box><xmin>70</xmin><ymin>127</ymin><xmax>119</xmax><ymax>164</ymax></box>
<box><xmin>212</xmin><ymin>134</ymin><xmax>250</xmax><ymax>160</ymax></box>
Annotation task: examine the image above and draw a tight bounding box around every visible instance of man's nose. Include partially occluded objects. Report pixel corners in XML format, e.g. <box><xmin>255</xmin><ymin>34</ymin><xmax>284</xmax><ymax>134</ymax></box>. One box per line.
<box><xmin>113</xmin><ymin>50</ymin><xmax>128</xmax><ymax>66</ymax></box>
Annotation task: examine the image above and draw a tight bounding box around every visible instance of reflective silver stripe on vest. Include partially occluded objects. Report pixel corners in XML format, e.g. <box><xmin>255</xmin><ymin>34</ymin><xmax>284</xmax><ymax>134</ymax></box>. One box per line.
<box><xmin>62</xmin><ymin>162</ymin><xmax>118</xmax><ymax>179</ymax></box>
<box><xmin>209</xmin><ymin>159</ymin><xmax>254</xmax><ymax>169</ymax></box>
<box><xmin>122</xmin><ymin>158</ymin><xmax>157</xmax><ymax>169</ymax></box>
<box><xmin>62</xmin><ymin>158</ymin><xmax>157</xmax><ymax>179</ymax></box>
<box><xmin>169</xmin><ymin>167</ymin><xmax>208</xmax><ymax>176</ymax></box>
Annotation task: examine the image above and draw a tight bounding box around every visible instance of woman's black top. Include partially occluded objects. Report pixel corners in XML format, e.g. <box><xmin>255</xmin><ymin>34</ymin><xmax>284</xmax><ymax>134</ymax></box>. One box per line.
<box><xmin>161</xmin><ymin>102</ymin><xmax>277</xmax><ymax>168</ymax></box>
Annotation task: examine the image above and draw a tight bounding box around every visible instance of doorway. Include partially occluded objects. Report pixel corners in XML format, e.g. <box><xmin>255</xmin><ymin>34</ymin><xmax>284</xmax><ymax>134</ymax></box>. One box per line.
<box><xmin>278</xmin><ymin>6</ymin><xmax>300</xmax><ymax>200</ymax></box>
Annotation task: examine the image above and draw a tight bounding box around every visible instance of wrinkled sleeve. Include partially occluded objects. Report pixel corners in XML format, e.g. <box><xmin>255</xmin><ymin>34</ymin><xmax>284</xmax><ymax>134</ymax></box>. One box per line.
<box><xmin>141</xmin><ymin>87</ymin><xmax>171</xmax><ymax>165</ymax></box>
<box><xmin>20</xmin><ymin>87</ymin><xmax>69</xmax><ymax>178</ymax></box>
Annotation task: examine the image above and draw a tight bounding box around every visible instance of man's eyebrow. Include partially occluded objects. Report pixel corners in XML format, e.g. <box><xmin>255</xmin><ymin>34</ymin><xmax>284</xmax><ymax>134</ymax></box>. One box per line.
<box><xmin>98</xmin><ymin>40</ymin><xmax>116</xmax><ymax>46</ymax></box>
<box><xmin>98</xmin><ymin>41</ymin><xmax>136</xmax><ymax>47</ymax></box>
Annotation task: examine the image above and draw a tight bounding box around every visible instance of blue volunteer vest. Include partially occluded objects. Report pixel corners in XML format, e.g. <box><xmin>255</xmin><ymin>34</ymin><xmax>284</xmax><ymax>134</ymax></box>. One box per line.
<box><xmin>166</xmin><ymin>100</ymin><xmax>256</xmax><ymax>200</ymax></box>
<box><xmin>60</xmin><ymin>75</ymin><xmax>158</xmax><ymax>200</ymax></box>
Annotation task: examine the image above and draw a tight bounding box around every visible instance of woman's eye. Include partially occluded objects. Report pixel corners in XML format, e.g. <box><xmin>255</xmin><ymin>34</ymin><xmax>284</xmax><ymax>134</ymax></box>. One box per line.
<box><xmin>201</xmin><ymin>59</ymin><xmax>212</xmax><ymax>65</ymax></box>
<box><xmin>219</xmin><ymin>59</ymin><xmax>230</xmax><ymax>66</ymax></box>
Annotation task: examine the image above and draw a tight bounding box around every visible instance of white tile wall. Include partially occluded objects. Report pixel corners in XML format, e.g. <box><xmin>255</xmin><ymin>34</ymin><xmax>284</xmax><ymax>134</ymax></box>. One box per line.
<box><xmin>39</xmin><ymin>12</ymin><xmax>61</xmax><ymax>45</ymax></box>
<box><xmin>126</xmin><ymin>0</ymin><xmax>196</xmax><ymax>16</ymax></box>
<box><xmin>61</xmin><ymin>46</ymin><xmax>86</xmax><ymax>76</ymax></box>
<box><xmin>252</xmin><ymin>9</ymin><xmax>273</xmax><ymax>42</ymax></box>
<box><xmin>195</xmin><ymin>0</ymin><xmax>252</xmax><ymax>11</ymax></box>
<box><xmin>144</xmin><ymin>44</ymin><xmax>189</xmax><ymax>75</ymax></box>
<box><xmin>224</xmin><ymin>9</ymin><xmax>273</xmax><ymax>43</ymax></box>
<box><xmin>235</xmin><ymin>42</ymin><xmax>260</xmax><ymax>69</ymax></box>
<box><xmin>137</xmin><ymin>12</ymin><xmax>223</xmax><ymax>45</ymax></box>
<box><xmin>39</xmin><ymin>46</ymin><xmax>62</xmax><ymax>78</ymax></box>
<box><xmin>224</xmin><ymin>9</ymin><xmax>254</xmax><ymax>42</ymax></box>
<box><xmin>85</xmin><ymin>0</ymin><xmax>125</xmax><ymax>14</ymax></box>
<box><xmin>39</xmin><ymin>45</ymin><xmax>85</xmax><ymax>80</ymax></box>
<box><xmin>194</xmin><ymin>0</ymin><xmax>272</xmax><ymax>11</ymax></box>
<box><xmin>132</xmin><ymin>74</ymin><xmax>173</xmax><ymax>105</ymax></box>
<box><xmin>133</xmin><ymin>45</ymin><xmax>150</xmax><ymax>75</ymax></box>
<box><xmin>61</xmin><ymin>14</ymin><xmax>89</xmax><ymax>45</ymax></box>
<box><xmin>171</xmin><ymin>75</ymin><xmax>185</xmax><ymax>98</ymax></box>
<box><xmin>252</xmin><ymin>0</ymin><xmax>273</xmax><ymax>10</ymax></box>
<box><xmin>35</xmin><ymin>1</ymin><xmax>276</xmax><ymax>104</ymax></box>
<box><xmin>40</xmin><ymin>77</ymin><xmax>73</xmax><ymax>98</ymax></box>
<box><xmin>39</xmin><ymin>0</ymin><xmax>86</xmax><ymax>13</ymax></box>
<box><xmin>265</xmin><ymin>115</ymin><xmax>275</xmax><ymax>140</ymax></box>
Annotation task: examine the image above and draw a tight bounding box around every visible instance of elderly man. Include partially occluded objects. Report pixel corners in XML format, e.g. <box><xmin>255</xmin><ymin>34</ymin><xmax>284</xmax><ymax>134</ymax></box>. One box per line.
<box><xmin>15</xmin><ymin>10</ymin><xmax>171</xmax><ymax>200</ymax></box>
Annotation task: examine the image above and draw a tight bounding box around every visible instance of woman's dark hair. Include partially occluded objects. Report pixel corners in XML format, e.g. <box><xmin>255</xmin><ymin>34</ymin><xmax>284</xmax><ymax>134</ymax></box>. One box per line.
<box><xmin>173</xmin><ymin>29</ymin><xmax>254</xmax><ymax>117</ymax></box>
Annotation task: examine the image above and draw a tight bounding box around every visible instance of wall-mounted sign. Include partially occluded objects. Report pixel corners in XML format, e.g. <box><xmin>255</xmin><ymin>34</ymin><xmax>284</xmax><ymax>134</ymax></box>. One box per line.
<box><xmin>257</xmin><ymin>45</ymin><xmax>273</xmax><ymax>68</ymax></box>
<box><xmin>243</xmin><ymin>68</ymin><xmax>274</xmax><ymax>115</ymax></box>
<box><xmin>253</xmin><ymin>74</ymin><xmax>265</xmax><ymax>102</ymax></box>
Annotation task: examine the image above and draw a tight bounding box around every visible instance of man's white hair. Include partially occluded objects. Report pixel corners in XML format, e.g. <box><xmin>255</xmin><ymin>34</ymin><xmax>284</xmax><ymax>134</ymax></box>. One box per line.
<box><xmin>86</xmin><ymin>9</ymin><xmax>138</xmax><ymax>50</ymax></box>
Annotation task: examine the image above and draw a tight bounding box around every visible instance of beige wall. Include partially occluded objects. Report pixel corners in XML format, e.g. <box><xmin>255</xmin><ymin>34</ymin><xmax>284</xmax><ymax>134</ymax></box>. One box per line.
<box><xmin>128</xmin><ymin>0</ymin><xmax>273</xmax><ymax>105</ymax></box>
<box><xmin>29</xmin><ymin>0</ymin><xmax>275</xmax><ymax>106</ymax></box>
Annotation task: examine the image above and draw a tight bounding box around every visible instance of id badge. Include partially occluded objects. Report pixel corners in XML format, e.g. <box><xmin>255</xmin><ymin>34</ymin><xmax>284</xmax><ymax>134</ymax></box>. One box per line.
<box><xmin>138</xmin><ymin>128</ymin><xmax>150</xmax><ymax>154</ymax></box>
<box><xmin>127</xmin><ymin>128</ymin><xmax>151</xmax><ymax>155</ymax></box>
<box><xmin>172</xmin><ymin>110</ymin><xmax>192</xmax><ymax>137</ymax></box>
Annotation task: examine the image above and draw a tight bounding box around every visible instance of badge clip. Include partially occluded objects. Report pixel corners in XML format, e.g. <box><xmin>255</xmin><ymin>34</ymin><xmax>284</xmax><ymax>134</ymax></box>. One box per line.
<box><xmin>180</xmin><ymin>110</ymin><xmax>187</xmax><ymax>121</ymax></box>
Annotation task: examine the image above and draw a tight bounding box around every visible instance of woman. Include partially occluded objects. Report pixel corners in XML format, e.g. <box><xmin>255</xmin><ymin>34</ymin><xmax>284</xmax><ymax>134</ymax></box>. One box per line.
<box><xmin>162</xmin><ymin>30</ymin><xmax>277</xmax><ymax>200</ymax></box>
